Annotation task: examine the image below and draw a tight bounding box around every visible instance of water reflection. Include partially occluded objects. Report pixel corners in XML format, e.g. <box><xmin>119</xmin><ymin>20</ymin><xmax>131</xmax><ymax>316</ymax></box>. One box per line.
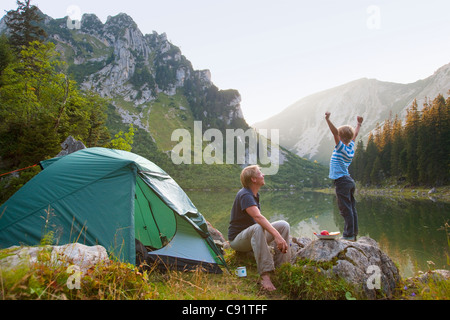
<box><xmin>187</xmin><ymin>190</ymin><xmax>449</xmax><ymax>278</ymax></box>
<box><xmin>357</xmin><ymin>196</ymin><xmax>450</xmax><ymax>278</ymax></box>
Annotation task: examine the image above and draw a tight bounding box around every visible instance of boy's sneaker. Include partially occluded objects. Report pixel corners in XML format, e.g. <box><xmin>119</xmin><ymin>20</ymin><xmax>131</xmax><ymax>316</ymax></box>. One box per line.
<box><xmin>341</xmin><ymin>236</ymin><xmax>356</xmax><ymax>242</ymax></box>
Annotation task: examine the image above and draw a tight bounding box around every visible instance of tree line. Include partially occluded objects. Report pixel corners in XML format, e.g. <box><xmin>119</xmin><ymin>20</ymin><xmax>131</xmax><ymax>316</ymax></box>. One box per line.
<box><xmin>350</xmin><ymin>92</ymin><xmax>450</xmax><ymax>186</ymax></box>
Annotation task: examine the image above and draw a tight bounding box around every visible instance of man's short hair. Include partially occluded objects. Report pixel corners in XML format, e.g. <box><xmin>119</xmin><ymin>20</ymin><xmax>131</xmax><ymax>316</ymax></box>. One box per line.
<box><xmin>240</xmin><ymin>165</ymin><xmax>261</xmax><ymax>188</ymax></box>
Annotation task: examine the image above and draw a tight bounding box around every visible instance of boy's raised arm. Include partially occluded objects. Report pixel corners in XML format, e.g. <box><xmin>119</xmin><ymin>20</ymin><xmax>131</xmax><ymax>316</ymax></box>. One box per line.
<box><xmin>325</xmin><ymin>112</ymin><xmax>340</xmax><ymax>146</ymax></box>
<box><xmin>353</xmin><ymin>116</ymin><xmax>364</xmax><ymax>141</ymax></box>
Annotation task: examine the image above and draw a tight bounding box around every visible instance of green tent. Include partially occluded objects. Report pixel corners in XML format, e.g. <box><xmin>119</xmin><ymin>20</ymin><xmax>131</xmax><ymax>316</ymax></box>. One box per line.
<box><xmin>0</xmin><ymin>148</ymin><xmax>226</xmax><ymax>273</ymax></box>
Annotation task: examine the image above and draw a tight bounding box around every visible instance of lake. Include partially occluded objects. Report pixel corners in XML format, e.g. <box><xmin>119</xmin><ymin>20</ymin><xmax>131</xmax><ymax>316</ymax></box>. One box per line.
<box><xmin>186</xmin><ymin>190</ymin><xmax>450</xmax><ymax>278</ymax></box>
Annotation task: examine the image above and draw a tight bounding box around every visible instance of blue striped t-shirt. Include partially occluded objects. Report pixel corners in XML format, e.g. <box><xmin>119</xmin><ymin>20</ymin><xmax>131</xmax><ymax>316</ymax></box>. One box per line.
<box><xmin>329</xmin><ymin>140</ymin><xmax>355</xmax><ymax>180</ymax></box>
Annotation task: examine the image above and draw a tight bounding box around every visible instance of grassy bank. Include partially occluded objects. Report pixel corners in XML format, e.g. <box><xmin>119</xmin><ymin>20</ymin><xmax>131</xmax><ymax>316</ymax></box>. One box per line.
<box><xmin>1</xmin><ymin>245</ymin><xmax>449</xmax><ymax>300</ymax></box>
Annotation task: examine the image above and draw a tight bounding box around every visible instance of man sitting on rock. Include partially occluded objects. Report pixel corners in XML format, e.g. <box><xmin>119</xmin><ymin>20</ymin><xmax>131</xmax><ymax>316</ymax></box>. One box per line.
<box><xmin>228</xmin><ymin>165</ymin><xmax>290</xmax><ymax>291</ymax></box>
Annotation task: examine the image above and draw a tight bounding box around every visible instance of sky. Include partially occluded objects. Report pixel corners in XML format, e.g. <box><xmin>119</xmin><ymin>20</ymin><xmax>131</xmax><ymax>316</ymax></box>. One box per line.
<box><xmin>1</xmin><ymin>0</ymin><xmax>450</xmax><ymax>124</ymax></box>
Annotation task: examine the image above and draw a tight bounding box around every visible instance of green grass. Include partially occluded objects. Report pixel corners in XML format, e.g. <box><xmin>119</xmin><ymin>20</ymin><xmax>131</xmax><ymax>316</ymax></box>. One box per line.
<box><xmin>146</xmin><ymin>92</ymin><xmax>194</xmax><ymax>152</ymax></box>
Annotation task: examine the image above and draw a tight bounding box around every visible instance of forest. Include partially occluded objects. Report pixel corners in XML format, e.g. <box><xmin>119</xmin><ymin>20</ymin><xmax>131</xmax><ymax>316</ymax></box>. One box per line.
<box><xmin>350</xmin><ymin>93</ymin><xmax>450</xmax><ymax>187</ymax></box>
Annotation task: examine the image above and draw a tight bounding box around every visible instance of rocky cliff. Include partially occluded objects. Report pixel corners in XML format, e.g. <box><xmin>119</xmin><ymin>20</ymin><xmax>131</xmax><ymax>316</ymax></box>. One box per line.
<box><xmin>41</xmin><ymin>12</ymin><xmax>247</xmax><ymax>134</ymax></box>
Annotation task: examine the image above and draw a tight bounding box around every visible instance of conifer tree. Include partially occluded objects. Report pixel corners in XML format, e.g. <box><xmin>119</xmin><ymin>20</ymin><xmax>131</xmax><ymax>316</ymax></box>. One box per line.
<box><xmin>4</xmin><ymin>0</ymin><xmax>47</xmax><ymax>51</ymax></box>
<box><xmin>379</xmin><ymin>117</ymin><xmax>392</xmax><ymax>177</ymax></box>
<box><xmin>404</xmin><ymin>99</ymin><xmax>420</xmax><ymax>184</ymax></box>
<box><xmin>363</xmin><ymin>133</ymin><xmax>378</xmax><ymax>185</ymax></box>
<box><xmin>417</xmin><ymin>98</ymin><xmax>433</xmax><ymax>184</ymax></box>
<box><xmin>370</xmin><ymin>155</ymin><xmax>383</xmax><ymax>185</ymax></box>
<box><xmin>372</xmin><ymin>122</ymin><xmax>382</xmax><ymax>148</ymax></box>
<box><xmin>351</xmin><ymin>140</ymin><xmax>366</xmax><ymax>182</ymax></box>
<box><xmin>390</xmin><ymin>114</ymin><xmax>403</xmax><ymax>177</ymax></box>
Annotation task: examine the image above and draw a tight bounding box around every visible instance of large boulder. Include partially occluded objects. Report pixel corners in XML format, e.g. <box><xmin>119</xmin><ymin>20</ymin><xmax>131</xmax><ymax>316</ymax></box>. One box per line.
<box><xmin>293</xmin><ymin>236</ymin><xmax>401</xmax><ymax>299</ymax></box>
<box><xmin>0</xmin><ymin>243</ymin><xmax>109</xmax><ymax>274</ymax></box>
<box><xmin>51</xmin><ymin>243</ymin><xmax>109</xmax><ymax>273</ymax></box>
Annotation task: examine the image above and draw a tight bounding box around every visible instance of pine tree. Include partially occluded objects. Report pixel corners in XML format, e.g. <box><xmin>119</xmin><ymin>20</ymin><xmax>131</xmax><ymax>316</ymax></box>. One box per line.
<box><xmin>370</xmin><ymin>155</ymin><xmax>383</xmax><ymax>185</ymax></box>
<box><xmin>372</xmin><ymin>122</ymin><xmax>382</xmax><ymax>149</ymax></box>
<box><xmin>363</xmin><ymin>133</ymin><xmax>378</xmax><ymax>185</ymax></box>
<box><xmin>417</xmin><ymin>98</ymin><xmax>433</xmax><ymax>184</ymax></box>
<box><xmin>404</xmin><ymin>99</ymin><xmax>420</xmax><ymax>184</ymax></box>
<box><xmin>428</xmin><ymin>94</ymin><xmax>449</xmax><ymax>185</ymax></box>
<box><xmin>390</xmin><ymin>114</ymin><xmax>404</xmax><ymax>178</ymax></box>
<box><xmin>379</xmin><ymin>117</ymin><xmax>392</xmax><ymax>177</ymax></box>
<box><xmin>351</xmin><ymin>140</ymin><xmax>366</xmax><ymax>182</ymax></box>
<box><xmin>4</xmin><ymin>0</ymin><xmax>47</xmax><ymax>51</ymax></box>
<box><xmin>445</xmin><ymin>93</ymin><xmax>450</xmax><ymax>185</ymax></box>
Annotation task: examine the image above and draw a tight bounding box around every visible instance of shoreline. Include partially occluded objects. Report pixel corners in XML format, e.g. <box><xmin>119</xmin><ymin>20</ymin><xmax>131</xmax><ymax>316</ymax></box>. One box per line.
<box><xmin>315</xmin><ymin>185</ymin><xmax>450</xmax><ymax>203</ymax></box>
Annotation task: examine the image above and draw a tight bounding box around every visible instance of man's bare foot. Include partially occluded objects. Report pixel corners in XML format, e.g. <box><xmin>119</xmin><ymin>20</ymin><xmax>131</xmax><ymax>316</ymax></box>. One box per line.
<box><xmin>261</xmin><ymin>273</ymin><xmax>276</xmax><ymax>292</ymax></box>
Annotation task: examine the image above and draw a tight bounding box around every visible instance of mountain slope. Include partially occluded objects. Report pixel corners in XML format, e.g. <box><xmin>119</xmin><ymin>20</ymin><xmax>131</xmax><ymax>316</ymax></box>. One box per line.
<box><xmin>44</xmin><ymin>13</ymin><xmax>248</xmax><ymax>136</ymax></box>
<box><xmin>253</xmin><ymin>63</ymin><xmax>450</xmax><ymax>164</ymax></box>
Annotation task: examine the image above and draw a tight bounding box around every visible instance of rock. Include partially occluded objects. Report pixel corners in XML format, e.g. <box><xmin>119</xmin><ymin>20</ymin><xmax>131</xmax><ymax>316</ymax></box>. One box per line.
<box><xmin>415</xmin><ymin>269</ymin><xmax>450</xmax><ymax>283</ymax></box>
<box><xmin>294</xmin><ymin>236</ymin><xmax>401</xmax><ymax>299</ymax></box>
<box><xmin>428</xmin><ymin>187</ymin><xmax>437</xmax><ymax>194</ymax></box>
<box><xmin>290</xmin><ymin>237</ymin><xmax>312</xmax><ymax>264</ymax></box>
<box><xmin>292</xmin><ymin>237</ymin><xmax>312</xmax><ymax>249</ymax></box>
<box><xmin>57</xmin><ymin>136</ymin><xmax>86</xmax><ymax>157</ymax></box>
<box><xmin>0</xmin><ymin>243</ymin><xmax>109</xmax><ymax>274</ymax></box>
<box><xmin>51</xmin><ymin>243</ymin><xmax>109</xmax><ymax>273</ymax></box>
<box><xmin>206</xmin><ymin>221</ymin><xmax>230</xmax><ymax>251</ymax></box>
<box><xmin>403</xmin><ymin>269</ymin><xmax>450</xmax><ymax>296</ymax></box>
<box><xmin>0</xmin><ymin>246</ymin><xmax>45</xmax><ymax>269</ymax></box>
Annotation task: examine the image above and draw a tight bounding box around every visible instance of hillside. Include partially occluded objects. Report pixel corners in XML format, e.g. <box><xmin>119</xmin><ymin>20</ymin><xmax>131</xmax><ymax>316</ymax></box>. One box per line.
<box><xmin>0</xmin><ymin>10</ymin><xmax>328</xmax><ymax>189</ymax></box>
<box><xmin>253</xmin><ymin>63</ymin><xmax>450</xmax><ymax>164</ymax></box>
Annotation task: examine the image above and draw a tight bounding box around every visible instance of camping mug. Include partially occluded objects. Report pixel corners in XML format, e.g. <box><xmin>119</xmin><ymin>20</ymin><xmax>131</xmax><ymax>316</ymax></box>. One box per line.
<box><xmin>235</xmin><ymin>266</ymin><xmax>247</xmax><ymax>277</ymax></box>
